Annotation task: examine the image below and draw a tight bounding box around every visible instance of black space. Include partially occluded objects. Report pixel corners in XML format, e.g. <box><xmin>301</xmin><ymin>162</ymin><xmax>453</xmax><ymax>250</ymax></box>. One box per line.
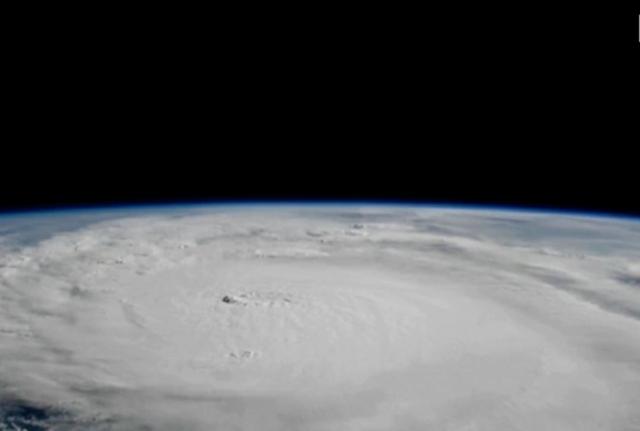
<box><xmin>2</xmin><ymin>4</ymin><xmax>638</xmax><ymax>217</ymax></box>
<box><xmin>2</xmin><ymin>144</ymin><xmax>637</xmax><ymax>217</ymax></box>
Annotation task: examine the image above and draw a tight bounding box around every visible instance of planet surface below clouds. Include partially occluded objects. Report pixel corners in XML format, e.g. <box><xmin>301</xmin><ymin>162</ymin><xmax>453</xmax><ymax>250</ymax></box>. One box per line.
<box><xmin>1</xmin><ymin>204</ymin><xmax>640</xmax><ymax>431</ymax></box>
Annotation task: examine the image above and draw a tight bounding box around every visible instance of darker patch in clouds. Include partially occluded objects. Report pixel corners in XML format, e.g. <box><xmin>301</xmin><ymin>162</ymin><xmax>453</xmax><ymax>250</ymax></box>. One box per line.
<box><xmin>0</xmin><ymin>398</ymin><xmax>68</xmax><ymax>431</ymax></box>
<box><xmin>523</xmin><ymin>264</ymin><xmax>640</xmax><ymax>322</ymax></box>
<box><xmin>614</xmin><ymin>273</ymin><xmax>640</xmax><ymax>288</ymax></box>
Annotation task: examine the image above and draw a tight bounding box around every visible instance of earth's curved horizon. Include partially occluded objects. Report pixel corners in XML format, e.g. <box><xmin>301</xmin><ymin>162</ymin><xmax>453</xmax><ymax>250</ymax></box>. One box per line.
<box><xmin>1</xmin><ymin>203</ymin><xmax>639</xmax><ymax>430</ymax></box>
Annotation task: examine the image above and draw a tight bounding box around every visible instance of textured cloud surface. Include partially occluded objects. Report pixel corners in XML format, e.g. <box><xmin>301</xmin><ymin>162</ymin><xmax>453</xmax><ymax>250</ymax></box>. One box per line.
<box><xmin>1</xmin><ymin>206</ymin><xmax>640</xmax><ymax>430</ymax></box>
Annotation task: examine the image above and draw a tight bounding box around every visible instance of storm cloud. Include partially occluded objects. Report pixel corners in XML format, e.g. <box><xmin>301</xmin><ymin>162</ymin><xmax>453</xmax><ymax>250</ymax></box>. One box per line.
<box><xmin>1</xmin><ymin>206</ymin><xmax>640</xmax><ymax>430</ymax></box>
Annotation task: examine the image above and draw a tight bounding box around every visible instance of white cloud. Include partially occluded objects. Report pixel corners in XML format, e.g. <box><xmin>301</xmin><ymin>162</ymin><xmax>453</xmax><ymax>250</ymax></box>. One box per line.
<box><xmin>1</xmin><ymin>207</ymin><xmax>640</xmax><ymax>430</ymax></box>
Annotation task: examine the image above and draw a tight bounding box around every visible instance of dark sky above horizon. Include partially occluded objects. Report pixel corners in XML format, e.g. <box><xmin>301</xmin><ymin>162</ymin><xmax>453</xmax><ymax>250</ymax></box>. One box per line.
<box><xmin>1</xmin><ymin>141</ymin><xmax>637</xmax><ymax>216</ymax></box>
<box><xmin>0</xmin><ymin>162</ymin><xmax>636</xmax><ymax>218</ymax></box>
<box><xmin>2</xmin><ymin>3</ymin><xmax>636</xmax><ymax>217</ymax></box>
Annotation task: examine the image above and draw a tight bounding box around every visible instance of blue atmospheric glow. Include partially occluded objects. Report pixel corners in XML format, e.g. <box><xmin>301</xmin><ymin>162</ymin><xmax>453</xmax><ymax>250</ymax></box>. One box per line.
<box><xmin>0</xmin><ymin>199</ymin><xmax>638</xmax><ymax>224</ymax></box>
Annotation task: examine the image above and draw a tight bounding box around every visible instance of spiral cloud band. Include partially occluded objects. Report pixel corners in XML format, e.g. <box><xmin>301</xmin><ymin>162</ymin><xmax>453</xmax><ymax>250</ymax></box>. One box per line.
<box><xmin>1</xmin><ymin>206</ymin><xmax>640</xmax><ymax>430</ymax></box>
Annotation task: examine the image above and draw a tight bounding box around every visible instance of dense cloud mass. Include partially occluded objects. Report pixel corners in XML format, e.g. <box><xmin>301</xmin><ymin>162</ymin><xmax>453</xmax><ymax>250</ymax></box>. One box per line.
<box><xmin>1</xmin><ymin>206</ymin><xmax>640</xmax><ymax>430</ymax></box>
